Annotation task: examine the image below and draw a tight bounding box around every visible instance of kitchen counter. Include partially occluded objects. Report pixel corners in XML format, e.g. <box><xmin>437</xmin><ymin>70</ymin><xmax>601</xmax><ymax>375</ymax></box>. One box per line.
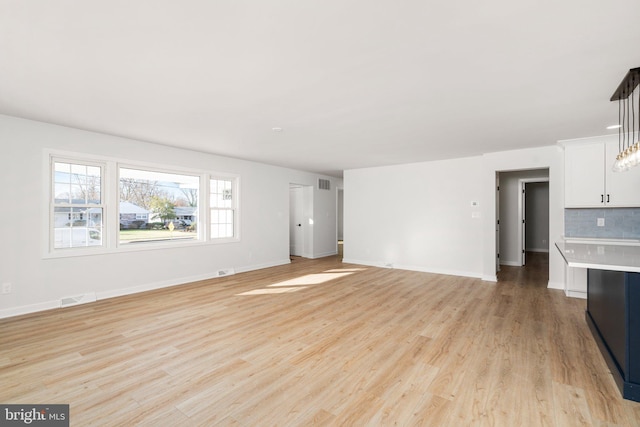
<box><xmin>556</xmin><ymin>240</ymin><xmax>640</xmax><ymax>273</ymax></box>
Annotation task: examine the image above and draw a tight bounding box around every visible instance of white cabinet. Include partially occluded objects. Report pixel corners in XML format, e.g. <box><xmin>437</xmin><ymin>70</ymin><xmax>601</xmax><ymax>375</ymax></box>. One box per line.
<box><xmin>565</xmin><ymin>143</ymin><xmax>605</xmax><ymax>207</ymax></box>
<box><xmin>565</xmin><ymin>140</ymin><xmax>640</xmax><ymax>207</ymax></box>
<box><xmin>604</xmin><ymin>141</ymin><xmax>640</xmax><ymax>206</ymax></box>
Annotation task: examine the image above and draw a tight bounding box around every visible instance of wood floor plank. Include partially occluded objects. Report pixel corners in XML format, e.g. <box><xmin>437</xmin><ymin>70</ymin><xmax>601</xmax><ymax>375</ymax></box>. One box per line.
<box><xmin>552</xmin><ymin>381</ymin><xmax>594</xmax><ymax>427</ymax></box>
<box><xmin>1</xmin><ymin>253</ymin><xmax>639</xmax><ymax>425</ymax></box>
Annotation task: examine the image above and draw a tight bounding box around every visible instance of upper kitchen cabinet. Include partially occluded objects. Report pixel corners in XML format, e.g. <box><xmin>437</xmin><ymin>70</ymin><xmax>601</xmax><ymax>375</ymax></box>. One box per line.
<box><xmin>565</xmin><ymin>140</ymin><xmax>640</xmax><ymax>207</ymax></box>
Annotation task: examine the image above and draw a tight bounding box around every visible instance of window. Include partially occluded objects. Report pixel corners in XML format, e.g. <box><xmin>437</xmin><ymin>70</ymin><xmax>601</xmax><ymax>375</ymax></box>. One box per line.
<box><xmin>119</xmin><ymin>167</ymin><xmax>199</xmax><ymax>244</ymax></box>
<box><xmin>210</xmin><ymin>177</ymin><xmax>237</xmax><ymax>239</ymax></box>
<box><xmin>48</xmin><ymin>152</ymin><xmax>239</xmax><ymax>256</ymax></box>
<box><xmin>52</xmin><ymin>160</ymin><xmax>104</xmax><ymax>249</ymax></box>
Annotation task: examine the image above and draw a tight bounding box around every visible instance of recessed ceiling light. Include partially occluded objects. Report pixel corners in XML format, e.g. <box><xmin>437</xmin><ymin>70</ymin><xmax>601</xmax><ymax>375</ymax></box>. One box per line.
<box><xmin>272</xmin><ymin>127</ymin><xmax>283</xmax><ymax>132</ymax></box>
<box><xmin>607</xmin><ymin>124</ymin><xmax>622</xmax><ymax>129</ymax></box>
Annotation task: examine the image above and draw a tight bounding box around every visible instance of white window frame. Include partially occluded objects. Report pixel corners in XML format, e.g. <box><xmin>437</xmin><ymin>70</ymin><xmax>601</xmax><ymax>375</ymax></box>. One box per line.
<box><xmin>117</xmin><ymin>164</ymin><xmax>204</xmax><ymax>246</ymax></box>
<box><xmin>45</xmin><ymin>150</ymin><xmax>241</xmax><ymax>258</ymax></box>
<box><xmin>49</xmin><ymin>156</ymin><xmax>107</xmax><ymax>254</ymax></box>
<box><xmin>208</xmin><ymin>175</ymin><xmax>240</xmax><ymax>243</ymax></box>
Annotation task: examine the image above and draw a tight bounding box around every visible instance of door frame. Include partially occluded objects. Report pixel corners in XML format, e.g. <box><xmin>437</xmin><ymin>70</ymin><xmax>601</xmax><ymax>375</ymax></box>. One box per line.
<box><xmin>496</xmin><ymin>173</ymin><xmax>500</xmax><ymax>272</ymax></box>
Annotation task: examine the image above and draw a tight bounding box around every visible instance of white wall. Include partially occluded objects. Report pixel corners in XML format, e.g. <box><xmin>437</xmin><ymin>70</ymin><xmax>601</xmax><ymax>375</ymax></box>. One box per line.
<box><xmin>344</xmin><ymin>156</ymin><xmax>484</xmax><ymax>278</ymax></box>
<box><xmin>344</xmin><ymin>145</ymin><xmax>565</xmax><ymax>289</ymax></box>
<box><xmin>498</xmin><ymin>169</ymin><xmax>549</xmax><ymax>266</ymax></box>
<box><xmin>0</xmin><ymin>115</ymin><xmax>340</xmax><ymax>318</ymax></box>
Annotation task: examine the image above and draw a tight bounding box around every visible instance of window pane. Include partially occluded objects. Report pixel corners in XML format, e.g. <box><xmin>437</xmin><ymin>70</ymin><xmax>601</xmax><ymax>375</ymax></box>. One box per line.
<box><xmin>54</xmin><ymin>183</ymin><xmax>71</xmax><ymax>203</ymax></box>
<box><xmin>71</xmin><ymin>163</ymin><xmax>86</xmax><ymax>175</ymax></box>
<box><xmin>54</xmin><ymin>161</ymin><xmax>102</xmax><ymax>204</ymax></box>
<box><xmin>52</xmin><ymin>160</ymin><xmax>104</xmax><ymax>251</ymax></box>
<box><xmin>210</xmin><ymin>207</ymin><xmax>234</xmax><ymax>239</ymax></box>
<box><xmin>210</xmin><ymin>178</ymin><xmax>236</xmax><ymax>239</ymax></box>
<box><xmin>55</xmin><ymin>162</ymin><xmax>71</xmax><ymax>174</ymax></box>
<box><xmin>210</xmin><ymin>178</ymin><xmax>233</xmax><ymax>208</ymax></box>
<box><xmin>53</xmin><ymin>207</ymin><xmax>103</xmax><ymax>249</ymax></box>
<box><xmin>87</xmin><ymin>166</ymin><xmax>101</xmax><ymax>178</ymax></box>
<box><xmin>70</xmin><ymin>184</ymin><xmax>83</xmax><ymax>203</ymax></box>
<box><xmin>119</xmin><ymin>168</ymin><xmax>199</xmax><ymax>244</ymax></box>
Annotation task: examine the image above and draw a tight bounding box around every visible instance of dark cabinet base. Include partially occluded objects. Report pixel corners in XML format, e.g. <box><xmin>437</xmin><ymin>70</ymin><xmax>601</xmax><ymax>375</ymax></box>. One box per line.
<box><xmin>586</xmin><ymin>310</ymin><xmax>640</xmax><ymax>402</ymax></box>
<box><xmin>587</xmin><ymin>269</ymin><xmax>640</xmax><ymax>402</ymax></box>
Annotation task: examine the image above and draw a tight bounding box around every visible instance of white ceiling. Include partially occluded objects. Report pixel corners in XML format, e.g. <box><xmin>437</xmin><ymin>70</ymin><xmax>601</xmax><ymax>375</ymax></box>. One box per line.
<box><xmin>1</xmin><ymin>1</ymin><xmax>640</xmax><ymax>177</ymax></box>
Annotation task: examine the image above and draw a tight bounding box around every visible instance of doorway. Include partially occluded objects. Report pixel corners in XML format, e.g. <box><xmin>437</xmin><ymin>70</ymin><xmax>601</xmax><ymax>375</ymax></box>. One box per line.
<box><xmin>519</xmin><ymin>179</ymin><xmax>549</xmax><ymax>266</ymax></box>
<box><xmin>497</xmin><ymin>169</ymin><xmax>549</xmax><ymax>268</ymax></box>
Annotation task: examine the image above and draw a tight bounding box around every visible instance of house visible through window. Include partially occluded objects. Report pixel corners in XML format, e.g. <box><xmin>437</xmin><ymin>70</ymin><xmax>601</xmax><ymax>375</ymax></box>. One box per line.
<box><xmin>119</xmin><ymin>167</ymin><xmax>199</xmax><ymax>244</ymax></box>
<box><xmin>52</xmin><ymin>160</ymin><xmax>103</xmax><ymax>249</ymax></box>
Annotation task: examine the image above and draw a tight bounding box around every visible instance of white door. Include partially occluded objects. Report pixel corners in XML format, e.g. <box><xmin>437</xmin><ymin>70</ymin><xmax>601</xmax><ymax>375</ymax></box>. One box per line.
<box><xmin>289</xmin><ymin>186</ymin><xmax>304</xmax><ymax>256</ymax></box>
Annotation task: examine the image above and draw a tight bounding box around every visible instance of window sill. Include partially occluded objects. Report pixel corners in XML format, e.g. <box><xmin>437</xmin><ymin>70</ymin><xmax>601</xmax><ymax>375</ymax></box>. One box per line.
<box><xmin>43</xmin><ymin>237</ymin><xmax>241</xmax><ymax>259</ymax></box>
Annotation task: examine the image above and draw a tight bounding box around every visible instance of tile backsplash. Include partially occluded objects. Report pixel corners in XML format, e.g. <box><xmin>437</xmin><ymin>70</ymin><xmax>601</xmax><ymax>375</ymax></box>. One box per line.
<box><xmin>565</xmin><ymin>208</ymin><xmax>640</xmax><ymax>239</ymax></box>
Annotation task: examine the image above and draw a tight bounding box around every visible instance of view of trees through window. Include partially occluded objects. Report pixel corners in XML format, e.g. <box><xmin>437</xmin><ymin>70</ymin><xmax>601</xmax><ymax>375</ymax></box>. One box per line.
<box><xmin>119</xmin><ymin>168</ymin><xmax>199</xmax><ymax>244</ymax></box>
<box><xmin>50</xmin><ymin>156</ymin><xmax>239</xmax><ymax>253</ymax></box>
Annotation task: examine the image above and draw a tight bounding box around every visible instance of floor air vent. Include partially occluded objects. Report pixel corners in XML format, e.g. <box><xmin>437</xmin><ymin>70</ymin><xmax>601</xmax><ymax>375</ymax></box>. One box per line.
<box><xmin>318</xmin><ymin>179</ymin><xmax>330</xmax><ymax>190</ymax></box>
<box><xmin>60</xmin><ymin>292</ymin><xmax>97</xmax><ymax>308</ymax></box>
<box><xmin>216</xmin><ymin>268</ymin><xmax>235</xmax><ymax>277</ymax></box>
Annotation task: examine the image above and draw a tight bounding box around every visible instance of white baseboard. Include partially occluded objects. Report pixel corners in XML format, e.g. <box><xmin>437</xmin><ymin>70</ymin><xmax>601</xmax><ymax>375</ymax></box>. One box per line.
<box><xmin>482</xmin><ymin>275</ymin><xmax>498</xmax><ymax>282</ymax></box>
<box><xmin>565</xmin><ymin>289</ymin><xmax>587</xmax><ymax>299</ymax></box>
<box><xmin>341</xmin><ymin>258</ymin><xmax>482</xmax><ymax>279</ymax></box>
<box><xmin>309</xmin><ymin>250</ymin><xmax>338</xmax><ymax>259</ymax></box>
<box><xmin>527</xmin><ymin>248</ymin><xmax>549</xmax><ymax>253</ymax></box>
<box><xmin>235</xmin><ymin>259</ymin><xmax>291</xmax><ymax>274</ymax></box>
<box><xmin>0</xmin><ymin>259</ymin><xmax>292</xmax><ymax>320</ymax></box>
<box><xmin>547</xmin><ymin>281</ymin><xmax>564</xmax><ymax>291</ymax></box>
<box><xmin>0</xmin><ymin>300</ymin><xmax>60</xmax><ymax>319</ymax></box>
<box><xmin>500</xmin><ymin>260</ymin><xmax>522</xmax><ymax>267</ymax></box>
<box><xmin>99</xmin><ymin>259</ymin><xmax>292</xmax><ymax>300</ymax></box>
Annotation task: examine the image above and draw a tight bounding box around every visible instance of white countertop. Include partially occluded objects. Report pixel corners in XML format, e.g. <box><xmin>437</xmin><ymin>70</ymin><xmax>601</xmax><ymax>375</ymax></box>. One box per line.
<box><xmin>556</xmin><ymin>240</ymin><xmax>640</xmax><ymax>273</ymax></box>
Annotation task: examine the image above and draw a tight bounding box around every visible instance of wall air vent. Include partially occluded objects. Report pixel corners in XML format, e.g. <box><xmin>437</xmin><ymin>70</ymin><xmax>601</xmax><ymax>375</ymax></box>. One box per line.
<box><xmin>318</xmin><ymin>179</ymin><xmax>331</xmax><ymax>190</ymax></box>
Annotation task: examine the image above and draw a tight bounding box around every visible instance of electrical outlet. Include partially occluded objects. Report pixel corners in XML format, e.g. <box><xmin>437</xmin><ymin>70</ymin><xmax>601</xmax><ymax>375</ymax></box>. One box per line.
<box><xmin>597</xmin><ymin>218</ymin><xmax>605</xmax><ymax>227</ymax></box>
<box><xmin>2</xmin><ymin>282</ymin><xmax>11</xmax><ymax>294</ymax></box>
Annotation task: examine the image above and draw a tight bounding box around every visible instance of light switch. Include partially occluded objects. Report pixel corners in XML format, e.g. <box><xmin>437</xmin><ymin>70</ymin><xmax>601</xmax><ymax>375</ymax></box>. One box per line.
<box><xmin>597</xmin><ymin>218</ymin><xmax>605</xmax><ymax>227</ymax></box>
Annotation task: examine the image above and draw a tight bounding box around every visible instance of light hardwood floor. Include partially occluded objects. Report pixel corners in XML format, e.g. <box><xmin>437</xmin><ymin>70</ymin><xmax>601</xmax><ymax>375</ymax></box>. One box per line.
<box><xmin>2</xmin><ymin>253</ymin><xmax>639</xmax><ymax>426</ymax></box>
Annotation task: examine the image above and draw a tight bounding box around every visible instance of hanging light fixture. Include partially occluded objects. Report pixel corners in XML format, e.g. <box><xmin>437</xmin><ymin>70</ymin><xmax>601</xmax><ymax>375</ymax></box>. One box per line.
<box><xmin>611</xmin><ymin>67</ymin><xmax>640</xmax><ymax>172</ymax></box>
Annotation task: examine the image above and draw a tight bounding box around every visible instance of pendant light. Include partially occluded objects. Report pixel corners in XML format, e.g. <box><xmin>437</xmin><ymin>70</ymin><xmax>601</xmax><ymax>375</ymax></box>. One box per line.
<box><xmin>611</xmin><ymin>67</ymin><xmax>640</xmax><ymax>172</ymax></box>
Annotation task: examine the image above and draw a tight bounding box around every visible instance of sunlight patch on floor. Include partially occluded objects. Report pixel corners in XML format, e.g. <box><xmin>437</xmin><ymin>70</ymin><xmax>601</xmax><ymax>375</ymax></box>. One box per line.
<box><xmin>237</xmin><ymin>287</ymin><xmax>307</xmax><ymax>296</ymax></box>
<box><xmin>268</xmin><ymin>272</ymin><xmax>353</xmax><ymax>287</ymax></box>
<box><xmin>236</xmin><ymin>268</ymin><xmax>367</xmax><ymax>296</ymax></box>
